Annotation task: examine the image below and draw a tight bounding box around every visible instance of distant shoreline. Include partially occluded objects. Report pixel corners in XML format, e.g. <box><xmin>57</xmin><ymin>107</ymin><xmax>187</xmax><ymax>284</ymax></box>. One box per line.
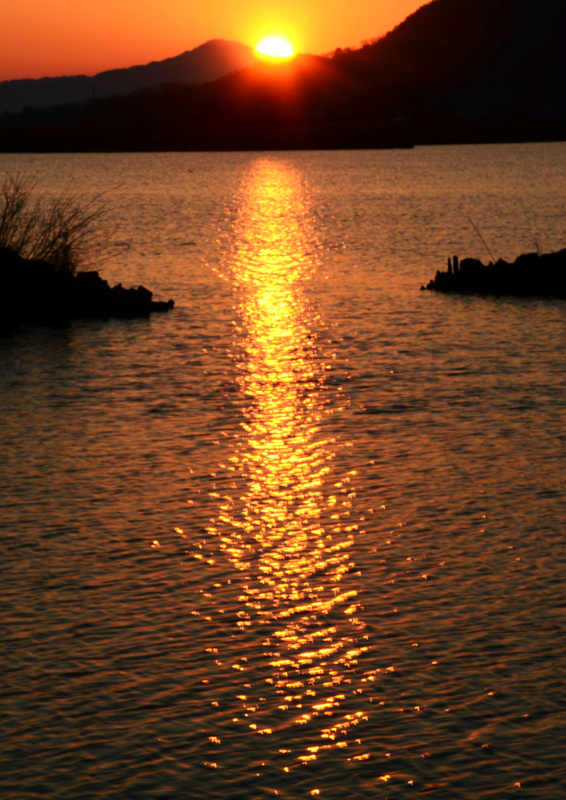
<box><xmin>0</xmin><ymin>117</ymin><xmax>564</xmax><ymax>153</ymax></box>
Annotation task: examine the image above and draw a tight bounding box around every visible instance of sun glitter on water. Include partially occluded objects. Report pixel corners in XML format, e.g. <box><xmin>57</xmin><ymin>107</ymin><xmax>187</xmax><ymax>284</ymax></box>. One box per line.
<box><xmin>256</xmin><ymin>37</ymin><xmax>294</xmax><ymax>60</ymax></box>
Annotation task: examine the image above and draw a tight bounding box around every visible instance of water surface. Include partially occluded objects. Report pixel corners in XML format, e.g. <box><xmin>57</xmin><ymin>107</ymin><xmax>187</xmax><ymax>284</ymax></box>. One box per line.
<box><xmin>1</xmin><ymin>144</ymin><xmax>566</xmax><ymax>798</ymax></box>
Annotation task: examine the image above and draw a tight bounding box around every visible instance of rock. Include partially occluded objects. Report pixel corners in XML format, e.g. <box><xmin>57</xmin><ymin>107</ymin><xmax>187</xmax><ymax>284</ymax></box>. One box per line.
<box><xmin>0</xmin><ymin>247</ymin><xmax>174</xmax><ymax>325</ymax></box>
<box><xmin>422</xmin><ymin>247</ymin><xmax>566</xmax><ymax>298</ymax></box>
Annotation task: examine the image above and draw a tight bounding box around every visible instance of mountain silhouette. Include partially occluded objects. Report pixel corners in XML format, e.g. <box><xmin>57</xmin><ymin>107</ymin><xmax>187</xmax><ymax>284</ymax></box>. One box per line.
<box><xmin>335</xmin><ymin>0</ymin><xmax>566</xmax><ymax>119</ymax></box>
<box><xmin>1</xmin><ymin>0</ymin><xmax>565</xmax><ymax>150</ymax></box>
<box><xmin>0</xmin><ymin>40</ymin><xmax>256</xmax><ymax>115</ymax></box>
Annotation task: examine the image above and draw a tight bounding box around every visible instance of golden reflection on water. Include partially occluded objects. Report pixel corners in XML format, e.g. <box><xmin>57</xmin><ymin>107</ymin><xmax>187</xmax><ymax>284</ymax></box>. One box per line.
<box><xmin>208</xmin><ymin>159</ymin><xmax>374</xmax><ymax>767</ymax></box>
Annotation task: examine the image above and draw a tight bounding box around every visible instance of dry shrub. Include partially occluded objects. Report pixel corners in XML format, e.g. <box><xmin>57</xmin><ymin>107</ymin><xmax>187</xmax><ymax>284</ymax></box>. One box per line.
<box><xmin>0</xmin><ymin>174</ymin><xmax>106</xmax><ymax>275</ymax></box>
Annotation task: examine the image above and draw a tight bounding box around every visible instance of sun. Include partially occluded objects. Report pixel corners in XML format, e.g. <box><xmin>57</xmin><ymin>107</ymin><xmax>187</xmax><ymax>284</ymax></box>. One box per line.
<box><xmin>256</xmin><ymin>37</ymin><xmax>294</xmax><ymax>60</ymax></box>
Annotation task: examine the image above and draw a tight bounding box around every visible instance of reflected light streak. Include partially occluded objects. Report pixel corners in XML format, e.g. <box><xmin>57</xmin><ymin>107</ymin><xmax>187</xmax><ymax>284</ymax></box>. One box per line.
<box><xmin>208</xmin><ymin>159</ymin><xmax>374</xmax><ymax>765</ymax></box>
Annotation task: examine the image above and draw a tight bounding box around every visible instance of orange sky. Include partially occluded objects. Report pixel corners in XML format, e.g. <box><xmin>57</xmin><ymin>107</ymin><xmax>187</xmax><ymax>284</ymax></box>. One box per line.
<box><xmin>1</xmin><ymin>0</ymin><xmax>425</xmax><ymax>81</ymax></box>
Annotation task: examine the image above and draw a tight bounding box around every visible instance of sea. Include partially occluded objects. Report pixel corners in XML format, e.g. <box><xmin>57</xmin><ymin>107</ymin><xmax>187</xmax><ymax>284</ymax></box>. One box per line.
<box><xmin>1</xmin><ymin>143</ymin><xmax>565</xmax><ymax>799</ymax></box>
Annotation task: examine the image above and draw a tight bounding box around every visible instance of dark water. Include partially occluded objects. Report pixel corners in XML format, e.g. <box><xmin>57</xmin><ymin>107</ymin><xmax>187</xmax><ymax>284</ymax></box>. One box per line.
<box><xmin>1</xmin><ymin>145</ymin><xmax>566</xmax><ymax>798</ymax></box>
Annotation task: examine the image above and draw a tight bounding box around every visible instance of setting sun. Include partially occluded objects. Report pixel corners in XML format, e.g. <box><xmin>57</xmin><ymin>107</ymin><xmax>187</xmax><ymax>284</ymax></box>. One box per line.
<box><xmin>256</xmin><ymin>37</ymin><xmax>294</xmax><ymax>60</ymax></box>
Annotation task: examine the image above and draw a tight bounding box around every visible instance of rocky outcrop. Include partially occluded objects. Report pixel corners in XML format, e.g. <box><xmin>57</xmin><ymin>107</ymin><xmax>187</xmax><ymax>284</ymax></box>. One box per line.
<box><xmin>0</xmin><ymin>246</ymin><xmax>174</xmax><ymax>324</ymax></box>
<box><xmin>422</xmin><ymin>248</ymin><xmax>566</xmax><ymax>298</ymax></box>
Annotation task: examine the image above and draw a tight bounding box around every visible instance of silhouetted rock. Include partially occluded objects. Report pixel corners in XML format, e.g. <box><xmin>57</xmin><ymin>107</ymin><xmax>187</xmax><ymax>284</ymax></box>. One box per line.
<box><xmin>0</xmin><ymin>247</ymin><xmax>174</xmax><ymax>325</ymax></box>
<box><xmin>422</xmin><ymin>248</ymin><xmax>566</xmax><ymax>298</ymax></box>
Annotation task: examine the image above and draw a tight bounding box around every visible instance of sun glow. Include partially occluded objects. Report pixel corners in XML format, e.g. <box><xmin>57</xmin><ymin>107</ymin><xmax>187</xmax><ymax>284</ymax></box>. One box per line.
<box><xmin>256</xmin><ymin>37</ymin><xmax>294</xmax><ymax>60</ymax></box>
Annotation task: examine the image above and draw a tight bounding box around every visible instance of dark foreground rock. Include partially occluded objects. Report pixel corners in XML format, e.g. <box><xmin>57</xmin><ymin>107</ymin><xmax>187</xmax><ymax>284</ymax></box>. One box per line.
<box><xmin>422</xmin><ymin>248</ymin><xmax>566</xmax><ymax>299</ymax></box>
<box><xmin>0</xmin><ymin>247</ymin><xmax>174</xmax><ymax>325</ymax></box>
